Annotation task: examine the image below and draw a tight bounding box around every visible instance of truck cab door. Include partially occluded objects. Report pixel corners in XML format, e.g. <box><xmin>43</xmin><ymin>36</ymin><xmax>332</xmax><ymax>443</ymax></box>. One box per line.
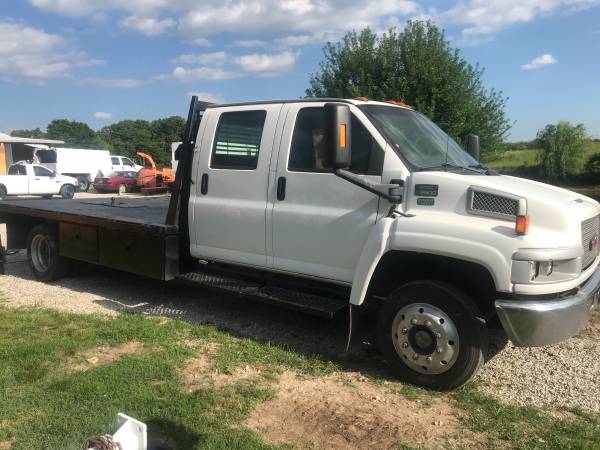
<box><xmin>30</xmin><ymin>165</ymin><xmax>61</xmax><ymax>194</ymax></box>
<box><xmin>189</xmin><ymin>104</ymin><xmax>283</xmax><ymax>268</ymax></box>
<box><xmin>270</xmin><ymin>103</ymin><xmax>385</xmax><ymax>283</ymax></box>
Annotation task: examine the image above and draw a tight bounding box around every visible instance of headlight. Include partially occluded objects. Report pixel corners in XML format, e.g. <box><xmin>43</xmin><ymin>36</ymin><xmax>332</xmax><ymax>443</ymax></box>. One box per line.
<box><xmin>511</xmin><ymin>247</ymin><xmax>583</xmax><ymax>284</ymax></box>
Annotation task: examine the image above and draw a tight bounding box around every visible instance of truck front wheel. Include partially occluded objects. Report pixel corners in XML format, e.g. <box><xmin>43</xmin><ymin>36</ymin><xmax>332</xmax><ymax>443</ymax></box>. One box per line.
<box><xmin>377</xmin><ymin>281</ymin><xmax>488</xmax><ymax>390</ymax></box>
<box><xmin>0</xmin><ymin>185</ymin><xmax>6</xmax><ymax>201</ymax></box>
<box><xmin>27</xmin><ymin>225</ymin><xmax>69</xmax><ymax>281</ymax></box>
<box><xmin>60</xmin><ymin>184</ymin><xmax>76</xmax><ymax>199</ymax></box>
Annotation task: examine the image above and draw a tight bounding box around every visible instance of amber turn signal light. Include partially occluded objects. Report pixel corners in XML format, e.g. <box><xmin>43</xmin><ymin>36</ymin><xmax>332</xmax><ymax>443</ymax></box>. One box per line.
<box><xmin>339</xmin><ymin>123</ymin><xmax>347</xmax><ymax>148</ymax></box>
<box><xmin>515</xmin><ymin>215</ymin><xmax>529</xmax><ymax>235</ymax></box>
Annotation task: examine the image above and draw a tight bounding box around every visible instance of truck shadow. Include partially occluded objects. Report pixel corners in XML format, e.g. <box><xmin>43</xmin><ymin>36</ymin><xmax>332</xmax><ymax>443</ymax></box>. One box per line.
<box><xmin>3</xmin><ymin>252</ymin><xmax>506</xmax><ymax>381</ymax></box>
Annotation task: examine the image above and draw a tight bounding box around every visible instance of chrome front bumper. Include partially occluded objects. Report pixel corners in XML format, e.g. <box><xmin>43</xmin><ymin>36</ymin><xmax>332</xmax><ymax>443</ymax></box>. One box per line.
<box><xmin>495</xmin><ymin>268</ymin><xmax>600</xmax><ymax>346</ymax></box>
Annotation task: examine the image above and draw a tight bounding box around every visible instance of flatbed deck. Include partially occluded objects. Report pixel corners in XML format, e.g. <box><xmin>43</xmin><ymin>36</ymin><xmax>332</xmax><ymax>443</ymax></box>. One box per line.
<box><xmin>0</xmin><ymin>196</ymin><xmax>176</xmax><ymax>235</ymax></box>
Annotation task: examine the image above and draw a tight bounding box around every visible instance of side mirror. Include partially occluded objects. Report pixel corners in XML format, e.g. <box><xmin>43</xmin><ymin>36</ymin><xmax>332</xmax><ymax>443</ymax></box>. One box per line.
<box><xmin>467</xmin><ymin>134</ymin><xmax>480</xmax><ymax>162</ymax></box>
<box><xmin>323</xmin><ymin>103</ymin><xmax>351</xmax><ymax>169</ymax></box>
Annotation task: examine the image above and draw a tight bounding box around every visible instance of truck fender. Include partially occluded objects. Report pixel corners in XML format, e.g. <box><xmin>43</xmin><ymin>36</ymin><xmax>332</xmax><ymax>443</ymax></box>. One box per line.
<box><xmin>349</xmin><ymin>217</ymin><xmax>395</xmax><ymax>306</ymax></box>
<box><xmin>349</xmin><ymin>221</ymin><xmax>509</xmax><ymax>306</ymax></box>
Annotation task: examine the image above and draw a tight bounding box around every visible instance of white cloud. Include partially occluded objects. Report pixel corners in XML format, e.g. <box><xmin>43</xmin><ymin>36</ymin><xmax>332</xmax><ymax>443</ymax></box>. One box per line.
<box><xmin>444</xmin><ymin>0</ymin><xmax>600</xmax><ymax>38</ymax></box>
<box><xmin>186</xmin><ymin>91</ymin><xmax>225</xmax><ymax>104</ymax></box>
<box><xmin>171</xmin><ymin>51</ymin><xmax>228</xmax><ymax>66</ymax></box>
<box><xmin>94</xmin><ymin>111</ymin><xmax>113</xmax><ymax>119</ymax></box>
<box><xmin>521</xmin><ymin>53</ymin><xmax>557</xmax><ymax>70</ymax></box>
<box><xmin>0</xmin><ymin>21</ymin><xmax>98</xmax><ymax>82</ymax></box>
<box><xmin>190</xmin><ymin>37</ymin><xmax>211</xmax><ymax>46</ymax></box>
<box><xmin>167</xmin><ymin>66</ymin><xmax>240</xmax><ymax>82</ymax></box>
<box><xmin>235</xmin><ymin>40</ymin><xmax>267</xmax><ymax>48</ymax></box>
<box><xmin>30</xmin><ymin>0</ymin><xmax>421</xmax><ymax>39</ymax></box>
<box><xmin>83</xmin><ymin>77</ymin><xmax>145</xmax><ymax>88</ymax></box>
<box><xmin>120</xmin><ymin>15</ymin><xmax>175</xmax><ymax>36</ymax></box>
<box><xmin>235</xmin><ymin>50</ymin><xmax>299</xmax><ymax>76</ymax></box>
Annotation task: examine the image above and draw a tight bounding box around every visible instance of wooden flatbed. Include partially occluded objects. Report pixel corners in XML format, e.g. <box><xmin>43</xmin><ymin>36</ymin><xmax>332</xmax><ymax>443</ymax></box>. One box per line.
<box><xmin>0</xmin><ymin>195</ymin><xmax>179</xmax><ymax>280</ymax></box>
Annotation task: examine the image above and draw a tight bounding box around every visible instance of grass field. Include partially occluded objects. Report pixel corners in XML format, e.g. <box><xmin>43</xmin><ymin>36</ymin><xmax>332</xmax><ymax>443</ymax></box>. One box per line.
<box><xmin>483</xmin><ymin>140</ymin><xmax>600</xmax><ymax>200</ymax></box>
<box><xmin>1</xmin><ymin>307</ymin><xmax>599</xmax><ymax>449</ymax></box>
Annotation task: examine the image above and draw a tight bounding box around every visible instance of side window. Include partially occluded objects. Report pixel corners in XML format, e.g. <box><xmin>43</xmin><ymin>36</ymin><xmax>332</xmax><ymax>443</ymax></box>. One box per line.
<box><xmin>8</xmin><ymin>165</ymin><xmax>21</xmax><ymax>175</ymax></box>
<box><xmin>288</xmin><ymin>107</ymin><xmax>384</xmax><ymax>175</ymax></box>
<box><xmin>33</xmin><ymin>166</ymin><xmax>53</xmax><ymax>177</ymax></box>
<box><xmin>111</xmin><ymin>157</ymin><xmax>119</xmax><ymax>165</ymax></box>
<box><xmin>211</xmin><ymin>110</ymin><xmax>266</xmax><ymax>170</ymax></box>
<box><xmin>122</xmin><ymin>158</ymin><xmax>134</xmax><ymax>166</ymax></box>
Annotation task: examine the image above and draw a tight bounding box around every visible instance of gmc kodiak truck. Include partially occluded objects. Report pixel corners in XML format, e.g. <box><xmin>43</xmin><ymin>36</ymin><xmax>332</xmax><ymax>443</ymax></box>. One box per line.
<box><xmin>0</xmin><ymin>97</ymin><xmax>598</xmax><ymax>390</ymax></box>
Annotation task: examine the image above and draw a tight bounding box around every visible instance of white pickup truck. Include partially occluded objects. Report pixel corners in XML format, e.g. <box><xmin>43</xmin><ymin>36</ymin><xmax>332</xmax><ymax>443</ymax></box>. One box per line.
<box><xmin>0</xmin><ymin>162</ymin><xmax>77</xmax><ymax>200</ymax></box>
<box><xmin>1</xmin><ymin>97</ymin><xmax>598</xmax><ymax>390</ymax></box>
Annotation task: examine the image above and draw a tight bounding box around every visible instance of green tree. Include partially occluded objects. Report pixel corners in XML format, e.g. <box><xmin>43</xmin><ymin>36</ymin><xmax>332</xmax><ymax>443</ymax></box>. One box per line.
<box><xmin>537</xmin><ymin>122</ymin><xmax>587</xmax><ymax>180</ymax></box>
<box><xmin>10</xmin><ymin>128</ymin><xmax>47</xmax><ymax>139</ymax></box>
<box><xmin>46</xmin><ymin>119</ymin><xmax>103</xmax><ymax>148</ymax></box>
<box><xmin>306</xmin><ymin>21</ymin><xmax>511</xmax><ymax>156</ymax></box>
<box><xmin>98</xmin><ymin>117</ymin><xmax>184</xmax><ymax>166</ymax></box>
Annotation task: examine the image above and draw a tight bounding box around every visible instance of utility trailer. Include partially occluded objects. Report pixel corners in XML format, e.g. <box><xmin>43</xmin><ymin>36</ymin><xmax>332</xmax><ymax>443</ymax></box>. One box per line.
<box><xmin>1</xmin><ymin>96</ymin><xmax>598</xmax><ymax>390</ymax></box>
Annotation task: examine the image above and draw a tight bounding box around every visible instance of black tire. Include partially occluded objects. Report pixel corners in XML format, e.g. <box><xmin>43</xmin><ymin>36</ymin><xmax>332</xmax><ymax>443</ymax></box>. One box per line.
<box><xmin>60</xmin><ymin>184</ymin><xmax>76</xmax><ymax>199</ymax></box>
<box><xmin>377</xmin><ymin>280</ymin><xmax>488</xmax><ymax>391</ymax></box>
<box><xmin>76</xmin><ymin>176</ymin><xmax>90</xmax><ymax>192</ymax></box>
<box><xmin>0</xmin><ymin>185</ymin><xmax>6</xmax><ymax>201</ymax></box>
<box><xmin>26</xmin><ymin>225</ymin><xmax>69</xmax><ymax>281</ymax></box>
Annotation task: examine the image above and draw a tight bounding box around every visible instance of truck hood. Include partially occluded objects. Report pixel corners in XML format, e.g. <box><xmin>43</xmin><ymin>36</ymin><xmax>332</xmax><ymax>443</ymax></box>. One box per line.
<box><xmin>407</xmin><ymin>171</ymin><xmax>600</xmax><ymax>233</ymax></box>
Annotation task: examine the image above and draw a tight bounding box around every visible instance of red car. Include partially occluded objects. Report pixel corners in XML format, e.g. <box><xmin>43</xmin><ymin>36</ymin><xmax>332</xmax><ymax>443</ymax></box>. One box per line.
<box><xmin>93</xmin><ymin>171</ymin><xmax>139</xmax><ymax>194</ymax></box>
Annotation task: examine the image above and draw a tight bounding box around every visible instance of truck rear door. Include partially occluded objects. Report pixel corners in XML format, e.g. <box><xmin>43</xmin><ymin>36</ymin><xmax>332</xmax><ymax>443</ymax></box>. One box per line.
<box><xmin>189</xmin><ymin>104</ymin><xmax>283</xmax><ymax>268</ymax></box>
<box><xmin>270</xmin><ymin>103</ymin><xmax>386</xmax><ymax>283</ymax></box>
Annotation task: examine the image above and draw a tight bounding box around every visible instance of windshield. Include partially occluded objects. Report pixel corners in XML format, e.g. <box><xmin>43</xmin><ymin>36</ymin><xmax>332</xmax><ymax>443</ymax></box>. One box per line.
<box><xmin>358</xmin><ymin>105</ymin><xmax>478</xmax><ymax>170</ymax></box>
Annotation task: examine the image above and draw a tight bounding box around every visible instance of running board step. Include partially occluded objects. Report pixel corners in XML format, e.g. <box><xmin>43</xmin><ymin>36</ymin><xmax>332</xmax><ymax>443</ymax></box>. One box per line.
<box><xmin>176</xmin><ymin>271</ymin><xmax>348</xmax><ymax>318</ymax></box>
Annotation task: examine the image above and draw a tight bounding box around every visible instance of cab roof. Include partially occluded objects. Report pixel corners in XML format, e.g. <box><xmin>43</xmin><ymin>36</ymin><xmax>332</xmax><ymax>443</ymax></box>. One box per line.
<box><xmin>205</xmin><ymin>98</ymin><xmax>412</xmax><ymax>110</ymax></box>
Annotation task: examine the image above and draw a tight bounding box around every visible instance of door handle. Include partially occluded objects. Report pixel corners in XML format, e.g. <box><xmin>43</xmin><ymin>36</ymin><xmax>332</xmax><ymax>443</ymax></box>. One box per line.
<box><xmin>200</xmin><ymin>173</ymin><xmax>209</xmax><ymax>195</ymax></box>
<box><xmin>277</xmin><ymin>177</ymin><xmax>286</xmax><ymax>201</ymax></box>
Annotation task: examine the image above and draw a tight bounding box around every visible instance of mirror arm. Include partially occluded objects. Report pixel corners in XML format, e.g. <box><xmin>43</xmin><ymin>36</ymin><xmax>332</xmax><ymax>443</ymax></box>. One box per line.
<box><xmin>335</xmin><ymin>169</ymin><xmax>403</xmax><ymax>204</ymax></box>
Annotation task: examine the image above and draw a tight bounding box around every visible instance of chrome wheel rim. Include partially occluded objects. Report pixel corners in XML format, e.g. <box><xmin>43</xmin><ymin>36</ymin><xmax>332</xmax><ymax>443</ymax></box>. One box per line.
<box><xmin>392</xmin><ymin>303</ymin><xmax>459</xmax><ymax>375</ymax></box>
<box><xmin>31</xmin><ymin>234</ymin><xmax>50</xmax><ymax>273</ymax></box>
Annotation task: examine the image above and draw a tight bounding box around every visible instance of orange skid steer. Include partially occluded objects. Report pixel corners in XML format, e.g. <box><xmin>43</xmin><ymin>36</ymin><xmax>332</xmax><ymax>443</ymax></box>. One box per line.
<box><xmin>136</xmin><ymin>151</ymin><xmax>175</xmax><ymax>195</ymax></box>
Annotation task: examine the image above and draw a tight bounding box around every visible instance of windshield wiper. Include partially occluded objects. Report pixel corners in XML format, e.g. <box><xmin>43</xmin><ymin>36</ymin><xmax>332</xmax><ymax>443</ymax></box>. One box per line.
<box><xmin>417</xmin><ymin>163</ymin><xmax>484</xmax><ymax>174</ymax></box>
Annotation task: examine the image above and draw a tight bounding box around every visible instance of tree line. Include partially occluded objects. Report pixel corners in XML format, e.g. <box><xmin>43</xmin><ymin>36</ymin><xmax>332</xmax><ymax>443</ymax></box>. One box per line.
<box><xmin>11</xmin><ymin>117</ymin><xmax>185</xmax><ymax>166</ymax></box>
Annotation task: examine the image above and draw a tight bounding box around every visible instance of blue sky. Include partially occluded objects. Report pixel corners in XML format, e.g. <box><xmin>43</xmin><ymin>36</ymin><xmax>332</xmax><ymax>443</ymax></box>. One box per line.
<box><xmin>1</xmin><ymin>0</ymin><xmax>599</xmax><ymax>141</ymax></box>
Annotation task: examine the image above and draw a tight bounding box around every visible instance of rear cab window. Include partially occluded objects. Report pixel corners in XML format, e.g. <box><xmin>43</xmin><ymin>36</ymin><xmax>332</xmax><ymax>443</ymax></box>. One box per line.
<box><xmin>288</xmin><ymin>107</ymin><xmax>384</xmax><ymax>175</ymax></box>
<box><xmin>8</xmin><ymin>165</ymin><xmax>26</xmax><ymax>175</ymax></box>
<box><xmin>210</xmin><ymin>110</ymin><xmax>267</xmax><ymax>170</ymax></box>
<box><xmin>111</xmin><ymin>157</ymin><xmax>119</xmax><ymax>165</ymax></box>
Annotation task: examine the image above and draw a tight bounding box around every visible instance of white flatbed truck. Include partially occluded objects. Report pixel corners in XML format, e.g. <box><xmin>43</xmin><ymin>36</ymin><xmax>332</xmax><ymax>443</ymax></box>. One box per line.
<box><xmin>0</xmin><ymin>97</ymin><xmax>598</xmax><ymax>390</ymax></box>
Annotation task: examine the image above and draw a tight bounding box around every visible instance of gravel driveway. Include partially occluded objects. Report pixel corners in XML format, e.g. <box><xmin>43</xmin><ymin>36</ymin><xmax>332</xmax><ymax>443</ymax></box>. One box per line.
<box><xmin>1</xmin><ymin>223</ymin><xmax>599</xmax><ymax>413</ymax></box>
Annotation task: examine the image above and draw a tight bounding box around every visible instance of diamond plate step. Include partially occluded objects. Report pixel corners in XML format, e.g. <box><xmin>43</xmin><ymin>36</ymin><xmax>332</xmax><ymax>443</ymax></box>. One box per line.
<box><xmin>176</xmin><ymin>271</ymin><xmax>347</xmax><ymax>318</ymax></box>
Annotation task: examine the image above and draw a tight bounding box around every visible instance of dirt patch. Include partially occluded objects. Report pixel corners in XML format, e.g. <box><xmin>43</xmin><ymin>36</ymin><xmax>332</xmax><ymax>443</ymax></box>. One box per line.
<box><xmin>0</xmin><ymin>440</ymin><xmax>13</xmax><ymax>450</ymax></box>
<box><xmin>179</xmin><ymin>351</ymin><xmax>262</xmax><ymax>392</ymax></box>
<box><xmin>246</xmin><ymin>371</ymin><xmax>474</xmax><ymax>450</ymax></box>
<box><xmin>69</xmin><ymin>341</ymin><xmax>143</xmax><ymax>371</ymax></box>
<box><xmin>583</xmin><ymin>310</ymin><xmax>600</xmax><ymax>336</ymax></box>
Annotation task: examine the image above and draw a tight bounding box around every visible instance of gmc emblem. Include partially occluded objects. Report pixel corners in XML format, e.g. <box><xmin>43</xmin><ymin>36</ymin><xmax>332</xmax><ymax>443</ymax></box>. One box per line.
<box><xmin>590</xmin><ymin>236</ymin><xmax>598</xmax><ymax>251</ymax></box>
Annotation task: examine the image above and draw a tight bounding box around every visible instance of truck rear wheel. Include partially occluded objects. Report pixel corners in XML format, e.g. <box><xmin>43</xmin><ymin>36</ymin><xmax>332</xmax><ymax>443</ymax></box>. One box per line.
<box><xmin>0</xmin><ymin>185</ymin><xmax>6</xmax><ymax>201</ymax></box>
<box><xmin>27</xmin><ymin>225</ymin><xmax>69</xmax><ymax>281</ymax></box>
<box><xmin>377</xmin><ymin>280</ymin><xmax>488</xmax><ymax>390</ymax></box>
<box><xmin>76</xmin><ymin>176</ymin><xmax>90</xmax><ymax>192</ymax></box>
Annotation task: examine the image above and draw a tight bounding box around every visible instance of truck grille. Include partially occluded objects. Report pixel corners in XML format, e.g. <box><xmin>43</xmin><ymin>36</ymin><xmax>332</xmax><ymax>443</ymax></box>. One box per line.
<box><xmin>471</xmin><ymin>191</ymin><xmax>519</xmax><ymax>218</ymax></box>
<box><xmin>581</xmin><ymin>215</ymin><xmax>600</xmax><ymax>270</ymax></box>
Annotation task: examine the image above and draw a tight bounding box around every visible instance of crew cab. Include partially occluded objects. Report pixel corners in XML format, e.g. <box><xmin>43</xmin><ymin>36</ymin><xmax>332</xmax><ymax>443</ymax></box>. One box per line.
<box><xmin>0</xmin><ymin>162</ymin><xmax>77</xmax><ymax>200</ymax></box>
<box><xmin>0</xmin><ymin>97</ymin><xmax>597</xmax><ymax>390</ymax></box>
